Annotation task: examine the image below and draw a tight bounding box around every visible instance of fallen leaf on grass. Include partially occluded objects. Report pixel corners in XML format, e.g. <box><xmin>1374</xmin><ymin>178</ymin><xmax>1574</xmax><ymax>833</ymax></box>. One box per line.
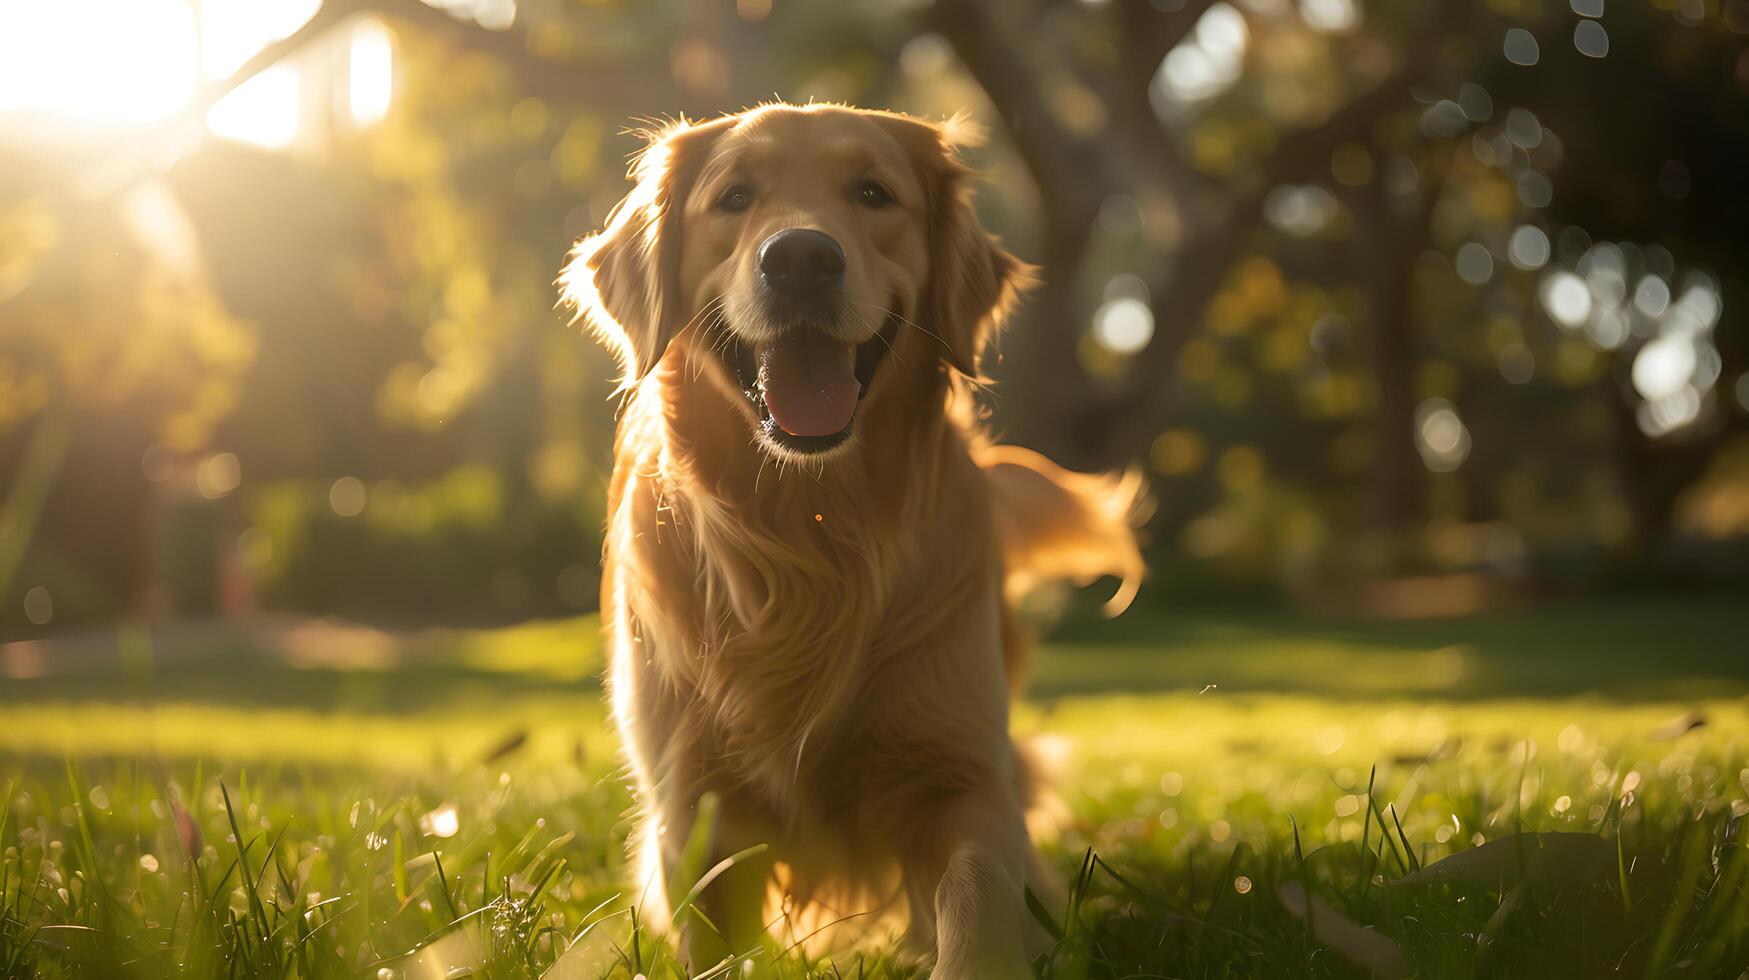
<box><xmin>1392</xmin><ymin>832</ymin><xmax>1614</xmax><ymax>890</ymax></box>
<box><xmin>1277</xmin><ymin>882</ymin><xmax>1405</xmax><ymax>978</ymax></box>
<box><xmin>1647</xmin><ymin>711</ymin><xmax>1706</xmax><ymax>741</ymax></box>
<box><xmin>480</xmin><ymin>727</ymin><xmax>529</xmax><ymax>764</ymax></box>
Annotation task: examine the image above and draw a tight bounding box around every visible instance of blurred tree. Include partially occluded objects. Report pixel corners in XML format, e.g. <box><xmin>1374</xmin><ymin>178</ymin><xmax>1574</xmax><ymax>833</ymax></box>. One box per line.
<box><xmin>927</xmin><ymin>0</ymin><xmax>1443</xmax><ymax>471</ymax></box>
<box><xmin>0</xmin><ymin>155</ymin><xmax>254</xmax><ymax>625</ymax></box>
<box><xmin>4</xmin><ymin>0</ymin><xmax>1746</xmax><ymax>630</ymax></box>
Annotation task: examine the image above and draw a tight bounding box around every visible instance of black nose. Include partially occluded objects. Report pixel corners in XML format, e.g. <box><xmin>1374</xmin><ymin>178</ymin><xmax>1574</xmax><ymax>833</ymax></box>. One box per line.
<box><xmin>757</xmin><ymin>229</ymin><xmax>845</xmax><ymax>298</ymax></box>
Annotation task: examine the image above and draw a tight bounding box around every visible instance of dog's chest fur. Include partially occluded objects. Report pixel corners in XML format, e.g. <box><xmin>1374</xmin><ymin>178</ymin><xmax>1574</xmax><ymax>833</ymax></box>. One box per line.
<box><xmin>608</xmin><ymin>416</ymin><xmax>995</xmax><ymax>815</ymax></box>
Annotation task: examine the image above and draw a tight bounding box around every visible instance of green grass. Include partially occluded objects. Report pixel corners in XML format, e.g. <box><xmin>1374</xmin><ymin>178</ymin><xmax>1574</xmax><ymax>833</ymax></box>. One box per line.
<box><xmin>2</xmin><ymin>594</ymin><xmax>1746</xmax><ymax>977</ymax></box>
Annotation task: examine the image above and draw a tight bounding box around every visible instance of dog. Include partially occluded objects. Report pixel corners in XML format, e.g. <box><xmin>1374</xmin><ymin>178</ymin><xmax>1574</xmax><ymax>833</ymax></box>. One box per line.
<box><xmin>561</xmin><ymin>103</ymin><xmax>1142</xmax><ymax>977</ymax></box>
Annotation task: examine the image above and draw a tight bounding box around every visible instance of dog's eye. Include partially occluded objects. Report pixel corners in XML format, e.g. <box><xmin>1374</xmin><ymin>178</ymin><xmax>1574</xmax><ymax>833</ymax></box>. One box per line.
<box><xmin>854</xmin><ymin>179</ymin><xmax>893</xmax><ymax>209</ymax></box>
<box><xmin>717</xmin><ymin>185</ymin><xmax>753</xmax><ymax>213</ymax></box>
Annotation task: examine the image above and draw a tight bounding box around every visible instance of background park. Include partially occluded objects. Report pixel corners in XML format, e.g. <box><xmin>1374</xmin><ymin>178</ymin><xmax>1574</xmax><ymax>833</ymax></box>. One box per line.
<box><xmin>1</xmin><ymin>0</ymin><xmax>1747</xmax><ymax>975</ymax></box>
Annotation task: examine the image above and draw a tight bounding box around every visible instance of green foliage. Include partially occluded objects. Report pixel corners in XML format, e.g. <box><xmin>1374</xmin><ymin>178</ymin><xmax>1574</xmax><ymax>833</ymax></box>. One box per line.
<box><xmin>246</xmin><ymin>465</ymin><xmax>603</xmax><ymax>623</ymax></box>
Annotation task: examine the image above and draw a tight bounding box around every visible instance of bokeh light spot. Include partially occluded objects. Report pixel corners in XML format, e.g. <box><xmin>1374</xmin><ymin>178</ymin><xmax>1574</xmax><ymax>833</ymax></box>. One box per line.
<box><xmin>207</xmin><ymin>66</ymin><xmax>300</xmax><ymax>150</ymax></box>
<box><xmin>1151</xmin><ymin>429</ymin><xmax>1207</xmax><ymax>476</ymax></box>
<box><xmin>1633</xmin><ymin>336</ymin><xmax>1697</xmax><ymax>401</ymax></box>
<box><xmin>348</xmin><ymin>18</ymin><xmax>394</xmax><ymax>127</ymax></box>
<box><xmin>419</xmin><ymin>803</ymin><xmax>460</xmax><ymax>838</ymax></box>
<box><xmin>1517</xmin><ymin>170</ymin><xmax>1554</xmax><ymax>208</ymax></box>
<box><xmin>1504</xmin><ymin>28</ymin><xmax>1540</xmax><ymax>66</ymax></box>
<box><xmin>1541</xmin><ymin>271</ymin><xmax>1592</xmax><ymax>328</ymax></box>
<box><xmin>1508</xmin><ymin>225</ymin><xmax>1551</xmax><ymax>270</ymax></box>
<box><xmin>196</xmin><ymin>453</ymin><xmax>243</xmax><ymax>500</ymax></box>
<box><xmin>1300</xmin><ymin>0</ymin><xmax>1359</xmax><ymax>33</ymax></box>
<box><xmin>1415</xmin><ymin>399</ymin><xmax>1472</xmax><ymax>472</ymax></box>
<box><xmin>1633</xmin><ymin>275</ymin><xmax>1671</xmax><ymax>318</ymax></box>
<box><xmin>1264</xmin><ymin>185</ymin><xmax>1337</xmax><ymax>236</ymax></box>
<box><xmin>1152</xmin><ymin>3</ymin><xmax>1248</xmax><ymax>103</ymax></box>
<box><xmin>1093</xmin><ymin>295</ymin><xmax>1154</xmax><ymax>355</ymax></box>
<box><xmin>1499</xmin><ymin>343</ymin><xmax>1536</xmax><ymax>384</ymax></box>
<box><xmin>1457</xmin><ymin>82</ymin><xmax>1494</xmax><ymax>122</ymax></box>
<box><xmin>1505</xmin><ymin>108</ymin><xmax>1543</xmax><ymax>149</ymax></box>
<box><xmin>23</xmin><ymin>586</ymin><xmax>54</xmax><ymax>626</ymax></box>
<box><xmin>1574</xmin><ymin>20</ymin><xmax>1609</xmax><ymax>58</ymax></box>
<box><xmin>330</xmin><ymin>476</ymin><xmax>368</xmax><ymax>518</ymax></box>
<box><xmin>1455</xmin><ymin>243</ymin><xmax>1494</xmax><ymax>285</ymax></box>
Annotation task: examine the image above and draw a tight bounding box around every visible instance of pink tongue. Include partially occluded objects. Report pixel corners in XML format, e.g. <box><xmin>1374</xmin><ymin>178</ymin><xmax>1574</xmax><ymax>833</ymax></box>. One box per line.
<box><xmin>759</xmin><ymin>333</ymin><xmax>861</xmax><ymax>437</ymax></box>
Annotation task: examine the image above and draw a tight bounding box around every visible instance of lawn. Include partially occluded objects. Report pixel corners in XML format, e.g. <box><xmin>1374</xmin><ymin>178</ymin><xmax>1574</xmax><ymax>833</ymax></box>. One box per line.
<box><xmin>1</xmin><ymin>594</ymin><xmax>1746</xmax><ymax>977</ymax></box>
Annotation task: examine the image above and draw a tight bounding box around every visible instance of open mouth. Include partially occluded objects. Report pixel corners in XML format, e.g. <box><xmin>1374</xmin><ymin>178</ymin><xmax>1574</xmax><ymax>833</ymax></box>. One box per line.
<box><xmin>724</xmin><ymin>318</ymin><xmax>895</xmax><ymax>455</ymax></box>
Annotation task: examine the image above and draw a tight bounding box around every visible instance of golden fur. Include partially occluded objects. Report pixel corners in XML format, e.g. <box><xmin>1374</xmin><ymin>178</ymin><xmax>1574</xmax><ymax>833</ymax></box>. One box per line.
<box><xmin>561</xmin><ymin>103</ymin><xmax>1141</xmax><ymax>977</ymax></box>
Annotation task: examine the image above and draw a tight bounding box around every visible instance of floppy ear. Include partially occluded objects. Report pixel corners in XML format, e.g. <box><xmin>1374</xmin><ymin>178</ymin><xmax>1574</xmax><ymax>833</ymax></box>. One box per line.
<box><xmin>875</xmin><ymin>113</ymin><xmax>1033</xmax><ymax>377</ymax></box>
<box><xmin>560</xmin><ymin>117</ymin><xmax>731</xmax><ymax>383</ymax></box>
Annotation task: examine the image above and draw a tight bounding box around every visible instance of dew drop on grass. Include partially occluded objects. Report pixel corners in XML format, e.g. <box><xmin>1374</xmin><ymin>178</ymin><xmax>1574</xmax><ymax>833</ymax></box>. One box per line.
<box><xmin>139</xmin><ymin>854</ymin><xmax>158</xmax><ymax>872</ymax></box>
<box><xmin>1234</xmin><ymin>875</ymin><xmax>1252</xmax><ymax>894</ymax></box>
<box><xmin>420</xmin><ymin>803</ymin><xmax>460</xmax><ymax>838</ymax></box>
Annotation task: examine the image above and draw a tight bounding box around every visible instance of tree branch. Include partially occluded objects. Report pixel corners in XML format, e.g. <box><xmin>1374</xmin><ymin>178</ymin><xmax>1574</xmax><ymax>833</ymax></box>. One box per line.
<box><xmin>1115</xmin><ymin>0</ymin><xmax>1218</xmax><ymax>97</ymax></box>
<box><xmin>928</xmin><ymin>0</ymin><xmax>1113</xmax><ymax>238</ymax></box>
<box><xmin>1249</xmin><ymin>63</ymin><xmax>1417</xmax><ymax>195</ymax></box>
<box><xmin>189</xmin><ymin>0</ymin><xmax>368</xmax><ymax>118</ymax></box>
<box><xmin>371</xmin><ymin>0</ymin><xmax>685</xmax><ymax>114</ymax></box>
<box><xmin>1085</xmin><ymin>61</ymin><xmax>1427</xmax><ymax>463</ymax></box>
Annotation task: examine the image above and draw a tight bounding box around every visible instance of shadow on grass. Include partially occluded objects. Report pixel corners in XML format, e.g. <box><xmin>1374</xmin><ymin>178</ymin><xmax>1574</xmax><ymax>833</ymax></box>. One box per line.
<box><xmin>1029</xmin><ymin>592</ymin><xmax>1749</xmax><ymax>702</ymax></box>
<box><xmin>0</xmin><ymin>615</ymin><xmax>604</xmax><ymax>716</ymax></box>
<box><xmin>4</xmin><ymin>594</ymin><xmax>1744</xmax><ymax>721</ymax></box>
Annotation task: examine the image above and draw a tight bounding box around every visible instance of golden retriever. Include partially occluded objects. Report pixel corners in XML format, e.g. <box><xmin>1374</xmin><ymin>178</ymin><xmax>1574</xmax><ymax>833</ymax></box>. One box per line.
<box><xmin>561</xmin><ymin>103</ymin><xmax>1142</xmax><ymax>977</ymax></box>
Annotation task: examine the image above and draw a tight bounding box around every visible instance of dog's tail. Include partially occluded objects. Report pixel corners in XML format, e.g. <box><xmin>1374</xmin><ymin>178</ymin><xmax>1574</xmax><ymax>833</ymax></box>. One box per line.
<box><xmin>976</xmin><ymin>443</ymin><xmax>1149</xmax><ymax>617</ymax></box>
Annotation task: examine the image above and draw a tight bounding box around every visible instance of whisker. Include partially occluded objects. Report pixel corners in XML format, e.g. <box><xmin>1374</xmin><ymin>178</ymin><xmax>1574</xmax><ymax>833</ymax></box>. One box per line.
<box><xmin>846</xmin><ymin>306</ymin><xmax>903</xmax><ymax>368</ymax></box>
<box><xmin>873</xmin><ymin>302</ymin><xmax>949</xmax><ymax>351</ymax></box>
<box><xmin>846</xmin><ymin>290</ymin><xmax>1001</xmax><ymax>403</ymax></box>
<box><xmin>680</xmin><ymin>296</ymin><xmax>728</xmax><ymax>383</ymax></box>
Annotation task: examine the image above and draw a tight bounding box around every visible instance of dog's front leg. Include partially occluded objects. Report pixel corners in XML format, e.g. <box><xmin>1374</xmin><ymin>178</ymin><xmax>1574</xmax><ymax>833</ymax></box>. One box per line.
<box><xmin>912</xmin><ymin>790</ymin><xmax>1034</xmax><ymax>979</ymax></box>
<box><xmin>616</xmin><ymin>640</ymin><xmax>776</xmax><ymax>971</ymax></box>
<box><xmin>644</xmin><ymin>781</ymin><xmax>777</xmax><ymax>972</ymax></box>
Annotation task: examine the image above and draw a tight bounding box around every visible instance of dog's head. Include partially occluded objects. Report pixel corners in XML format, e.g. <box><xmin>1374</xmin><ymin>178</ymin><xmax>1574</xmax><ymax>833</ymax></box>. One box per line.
<box><xmin>563</xmin><ymin>104</ymin><xmax>1028</xmax><ymax>461</ymax></box>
